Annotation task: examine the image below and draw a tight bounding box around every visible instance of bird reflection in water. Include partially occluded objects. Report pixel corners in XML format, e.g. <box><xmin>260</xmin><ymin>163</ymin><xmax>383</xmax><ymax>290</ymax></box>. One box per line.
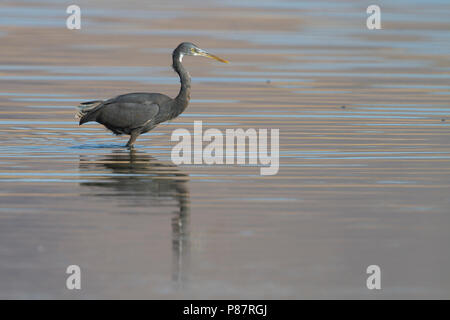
<box><xmin>78</xmin><ymin>150</ymin><xmax>190</xmax><ymax>287</ymax></box>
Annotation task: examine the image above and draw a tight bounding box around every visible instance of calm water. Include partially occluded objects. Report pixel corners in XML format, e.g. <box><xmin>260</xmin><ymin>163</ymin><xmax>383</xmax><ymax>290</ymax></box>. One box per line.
<box><xmin>0</xmin><ymin>0</ymin><xmax>449</xmax><ymax>298</ymax></box>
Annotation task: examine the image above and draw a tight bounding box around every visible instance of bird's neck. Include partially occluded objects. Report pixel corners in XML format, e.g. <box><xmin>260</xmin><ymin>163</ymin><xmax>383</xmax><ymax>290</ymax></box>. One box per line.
<box><xmin>171</xmin><ymin>52</ymin><xmax>191</xmax><ymax>119</ymax></box>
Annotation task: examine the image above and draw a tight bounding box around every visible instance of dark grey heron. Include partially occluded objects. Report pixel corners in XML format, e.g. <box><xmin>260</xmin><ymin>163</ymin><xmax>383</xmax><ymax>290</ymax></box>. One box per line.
<box><xmin>75</xmin><ymin>42</ymin><xmax>228</xmax><ymax>148</ymax></box>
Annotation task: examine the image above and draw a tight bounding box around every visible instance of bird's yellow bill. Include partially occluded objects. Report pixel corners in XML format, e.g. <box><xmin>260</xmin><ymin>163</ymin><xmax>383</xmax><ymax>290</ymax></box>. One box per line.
<box><xmin>201</xmin><ymin>52</ymin><xmax>229</xmax><ymax>63</ymax></box>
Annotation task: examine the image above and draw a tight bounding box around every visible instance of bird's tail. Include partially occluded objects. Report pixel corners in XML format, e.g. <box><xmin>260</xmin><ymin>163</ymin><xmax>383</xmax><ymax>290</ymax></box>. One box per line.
<box><xmin>75</xmin><ymin>100</ymin><xmax>103</xmax><ymax>124</ymax></box>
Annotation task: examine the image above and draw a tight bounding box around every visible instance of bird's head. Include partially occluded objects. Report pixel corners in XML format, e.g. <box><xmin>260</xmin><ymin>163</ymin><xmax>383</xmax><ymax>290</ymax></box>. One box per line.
<box><xmin>174</xmin><ymin>42</ymin><xmax>229</xmax><ymax>64</ymax></box>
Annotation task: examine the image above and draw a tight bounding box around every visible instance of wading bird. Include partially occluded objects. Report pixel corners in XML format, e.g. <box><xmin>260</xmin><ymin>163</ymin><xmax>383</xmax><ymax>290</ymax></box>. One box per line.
<box><xmin>75</xmin><ymin>42</ymin><xmax>228</xmax><ymax>148</ymax></box>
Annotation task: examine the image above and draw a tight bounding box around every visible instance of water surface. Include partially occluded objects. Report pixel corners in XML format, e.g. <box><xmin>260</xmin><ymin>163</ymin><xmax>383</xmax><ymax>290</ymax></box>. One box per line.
<box><xmin>0</xmin><ymin>0</ymin><xmax>449</xmax><ymax>298</ymax></box>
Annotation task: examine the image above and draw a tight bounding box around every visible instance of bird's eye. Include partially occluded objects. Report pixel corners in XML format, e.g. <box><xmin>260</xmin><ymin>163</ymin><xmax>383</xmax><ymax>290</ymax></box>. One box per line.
<box><xmin>190</xmin><ymin>48</ymin><xmax>196</xmax><ymax>54</ymax></box>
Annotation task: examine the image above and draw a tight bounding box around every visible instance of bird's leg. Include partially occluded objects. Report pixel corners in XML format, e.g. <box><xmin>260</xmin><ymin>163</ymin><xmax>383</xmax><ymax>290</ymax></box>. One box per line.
<box><xmin>126</xmin><ymin>131</ymin><xmax>139</xmax><ymax>149</ymax></box>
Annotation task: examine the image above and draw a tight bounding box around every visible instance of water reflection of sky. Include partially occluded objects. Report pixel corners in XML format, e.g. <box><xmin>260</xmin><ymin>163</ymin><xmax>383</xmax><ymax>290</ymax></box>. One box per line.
<box><xmin>3</xmin><ymin>1</ymin><xmax>449</xmax><ymax>54</ymax></box>
<box><xmin>1</xmin><ymin>0</ymin><xmax>450</xmax><ymax>299</ymax></box>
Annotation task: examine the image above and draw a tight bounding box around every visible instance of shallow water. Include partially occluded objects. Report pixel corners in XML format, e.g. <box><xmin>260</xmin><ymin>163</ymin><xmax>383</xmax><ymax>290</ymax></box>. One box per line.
<box><xmin>0</xmin><ymin>0</ymin><xmax>450</xmax><ymax>298</ymax></box>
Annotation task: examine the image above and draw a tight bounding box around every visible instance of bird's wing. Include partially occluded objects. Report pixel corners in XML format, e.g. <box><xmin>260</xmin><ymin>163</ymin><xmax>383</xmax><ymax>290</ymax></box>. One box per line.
<box><xmin>96</xmin><ymin>100</ymin><xmax>160</xmax><ymax>133</ymax></box>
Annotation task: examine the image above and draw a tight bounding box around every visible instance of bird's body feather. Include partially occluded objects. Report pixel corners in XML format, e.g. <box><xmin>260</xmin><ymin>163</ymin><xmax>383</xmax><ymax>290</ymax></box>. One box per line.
<box><xmin>77</xmin><ymin>92</ymin><xmax>170</xmax><ymax>135</ymax></box>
